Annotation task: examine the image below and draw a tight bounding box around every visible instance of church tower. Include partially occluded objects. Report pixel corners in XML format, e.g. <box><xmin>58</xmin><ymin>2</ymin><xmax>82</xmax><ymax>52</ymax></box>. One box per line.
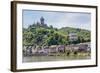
<box><xmin>40</xmin><ymin>16</ymin><xmax>44</xmax><ymax>25</ymax></box>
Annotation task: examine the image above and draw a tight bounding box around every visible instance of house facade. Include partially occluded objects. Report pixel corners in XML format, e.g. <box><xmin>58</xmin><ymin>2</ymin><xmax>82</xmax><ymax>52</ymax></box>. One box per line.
<box><xmin>23</xmin><ymin>42</ymin><xmax>90</xmax><ymax>56</ymax></box>
<box><xmin>68</xmin><ymin>32</ymin><xmax>78</xmax><ymax>41</ymax></box>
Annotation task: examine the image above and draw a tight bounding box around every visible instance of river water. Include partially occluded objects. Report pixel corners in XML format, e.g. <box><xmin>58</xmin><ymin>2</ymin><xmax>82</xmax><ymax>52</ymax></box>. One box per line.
<box><xmin>23</xmin><ymin>55</ymin><xmax>90</xmax><ymax>63</ymax></box>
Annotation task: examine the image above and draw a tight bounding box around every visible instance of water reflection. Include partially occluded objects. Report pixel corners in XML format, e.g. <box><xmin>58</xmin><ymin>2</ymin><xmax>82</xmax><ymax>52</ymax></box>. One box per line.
<box><xmin>23</xmin><ymin>55</ymin><xmax>90</xmax><ymax>63</ymax></box>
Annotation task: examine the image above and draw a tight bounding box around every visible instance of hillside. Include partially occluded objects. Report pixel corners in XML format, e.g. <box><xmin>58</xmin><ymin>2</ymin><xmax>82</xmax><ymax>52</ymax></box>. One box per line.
<box><xmin>59</xmin><ymin>27</ymin><xmax>90</xmax><ymax>42</ymax></box>
<box><xmin>23</xmin><ymin>24</ymin><xmax>91</xmax><ymax>46</ymax></box>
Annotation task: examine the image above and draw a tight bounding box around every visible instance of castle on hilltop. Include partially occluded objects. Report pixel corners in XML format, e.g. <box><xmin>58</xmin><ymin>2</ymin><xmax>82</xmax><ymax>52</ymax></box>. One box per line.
<box><xmin>34</xmin><ymin>17</ymin><xmax>78</xmax><ymax>42</ymax></box>
<box><xmin>35</xmin><ymin>16</ymin><xmax>47</xmax><ymax>27</ymax></box>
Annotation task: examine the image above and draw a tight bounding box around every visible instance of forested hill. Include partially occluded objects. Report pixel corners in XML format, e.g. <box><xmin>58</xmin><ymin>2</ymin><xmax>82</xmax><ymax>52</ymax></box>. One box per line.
<box><xmin>23</xmin><ymin>24</ymin><xmax>90</xmax><ymax>46</ymax></box>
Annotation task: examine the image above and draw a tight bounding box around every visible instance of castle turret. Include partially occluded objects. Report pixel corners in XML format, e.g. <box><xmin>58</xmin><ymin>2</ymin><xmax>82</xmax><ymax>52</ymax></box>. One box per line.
<box><xmin>40</xmin><ymin>16</ymin><xmax>45</xmax><ymax>25</ymax></box>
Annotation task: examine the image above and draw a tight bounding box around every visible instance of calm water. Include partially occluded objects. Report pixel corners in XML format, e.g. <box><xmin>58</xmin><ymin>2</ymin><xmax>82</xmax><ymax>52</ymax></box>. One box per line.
<box><xmin>23</xmin><ymin>55</ymin><xmax>90</xmax><ymax>63</ymax></box>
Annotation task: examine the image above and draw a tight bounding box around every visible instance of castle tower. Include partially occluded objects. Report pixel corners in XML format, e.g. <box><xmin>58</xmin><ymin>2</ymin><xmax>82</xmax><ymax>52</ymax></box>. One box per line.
<box><xmin>40</xmin><ymin>16</ymin><xmax>44</xmax><ymax>25</ymax></box>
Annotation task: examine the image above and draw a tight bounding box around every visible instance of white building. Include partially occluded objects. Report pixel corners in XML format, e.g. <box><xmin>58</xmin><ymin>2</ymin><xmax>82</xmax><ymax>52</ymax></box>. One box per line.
<box><xmin>68</xmin><ymin>32</ymin><xmax>78</xmax><ymax>41</ymax></box>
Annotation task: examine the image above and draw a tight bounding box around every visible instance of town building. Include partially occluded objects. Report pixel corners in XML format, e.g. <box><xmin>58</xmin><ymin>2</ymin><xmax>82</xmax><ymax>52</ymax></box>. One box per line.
<box><xmin>68</xmin><ymin>32</ymin><xmax>78</xmax><ymax>41</ymax></box>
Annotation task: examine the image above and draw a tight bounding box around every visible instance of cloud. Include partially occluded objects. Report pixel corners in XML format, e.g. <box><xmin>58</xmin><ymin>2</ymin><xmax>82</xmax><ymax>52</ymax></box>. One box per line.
<box><xmin>47</xmin><ymin>12</ymin><xmax>91</xmax><ymax>30</ymax></box>
<box><xmin>23</xmin><ymin>10</ymin><xmax>91</xmax><ymax>30</ymax></box>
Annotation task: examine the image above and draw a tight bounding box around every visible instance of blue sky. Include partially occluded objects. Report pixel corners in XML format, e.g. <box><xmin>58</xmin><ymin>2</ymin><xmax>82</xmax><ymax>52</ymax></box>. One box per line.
<box><xmin>23</xmin><ymin>10</ymin><xmax>91</xmax><ymax>30</ymax></box>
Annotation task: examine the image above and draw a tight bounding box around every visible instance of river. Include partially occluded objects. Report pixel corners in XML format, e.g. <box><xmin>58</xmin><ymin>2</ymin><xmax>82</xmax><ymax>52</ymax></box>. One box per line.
<box><xmin>23</xmin><ymin>55</ymin><xmax>90</xmax><ymax>63</ymax></box>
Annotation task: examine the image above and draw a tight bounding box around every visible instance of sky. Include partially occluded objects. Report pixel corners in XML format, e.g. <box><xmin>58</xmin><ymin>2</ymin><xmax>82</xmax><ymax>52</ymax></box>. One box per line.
<box><xmin>23</xmin><ymin>10</ymin><xmax>91</xmax><ymax>30</ymax></box>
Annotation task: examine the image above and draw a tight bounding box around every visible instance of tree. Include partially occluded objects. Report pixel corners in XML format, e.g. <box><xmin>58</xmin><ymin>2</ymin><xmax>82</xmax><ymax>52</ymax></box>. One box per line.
<box><xmin>36</xmin><ymin>35</ymin><xmax>43</xmax><ymax>44</ymax></box>
<box><xmin>55</xmin><ymin>28</ymin><xmax>58</xmax><ymax>31</ymax></box>
<box><xmin>50</xmin><ymin>30</ymin><xmax>54</xmax><ymax>34</ymax></box>
<box><xmin>23</xmin><ymin>31</ymin><xmax>34</xmax><ymax>45</ymax></box>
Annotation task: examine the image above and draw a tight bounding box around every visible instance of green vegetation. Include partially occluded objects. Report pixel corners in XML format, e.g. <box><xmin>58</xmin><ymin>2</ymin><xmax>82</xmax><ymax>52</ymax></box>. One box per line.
<box><xmin>23</xmin><ymin>24</ymin><xmax>91</xmax><ymax>46</ymax></box>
